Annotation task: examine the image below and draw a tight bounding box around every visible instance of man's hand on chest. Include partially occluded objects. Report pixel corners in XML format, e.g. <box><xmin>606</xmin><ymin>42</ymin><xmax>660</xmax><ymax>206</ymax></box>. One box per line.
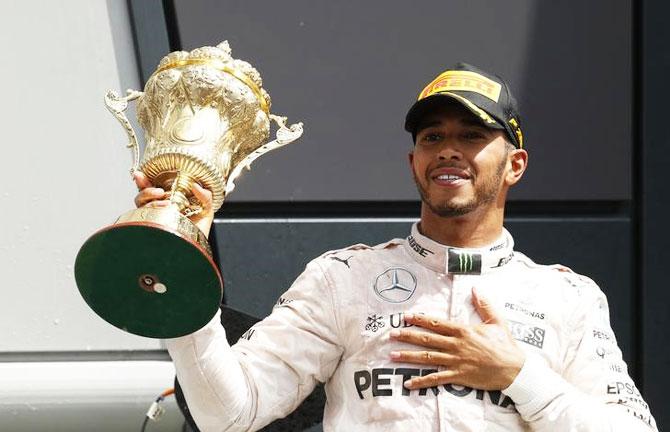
<box><xmin>389</xmin><ymin>286</ymin><xmax>526</xmax><ymax>391</ymax></box>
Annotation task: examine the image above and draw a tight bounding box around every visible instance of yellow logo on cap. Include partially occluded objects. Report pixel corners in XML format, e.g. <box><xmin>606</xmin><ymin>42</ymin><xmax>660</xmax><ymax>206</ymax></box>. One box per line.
<box><xmin>441</xmin><ymin>92</ymin><xmax>497</xmax><ymax>126</ymax></box>
<box><xmin>418</xmin><ymin>70</ymin><xmax>502</xmax><ymax>102</ymax></box>
<box><xmin>509</xmin><ymin>117</ymin><xmax>524</xmax><ymax>148</ymax></box>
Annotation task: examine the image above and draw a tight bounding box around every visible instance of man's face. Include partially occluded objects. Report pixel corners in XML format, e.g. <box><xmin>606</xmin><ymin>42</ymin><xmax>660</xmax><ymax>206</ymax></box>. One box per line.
<box><xmin>409</xmin><ymin>103</ymin><xmax>510</xmax><ymax>218</ymax></box>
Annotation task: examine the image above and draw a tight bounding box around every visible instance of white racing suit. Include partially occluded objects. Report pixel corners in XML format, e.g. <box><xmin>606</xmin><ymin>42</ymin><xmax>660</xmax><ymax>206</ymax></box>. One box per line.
<box><xmin>167</xmin><ymin>223</ymin><xmax>657</xmax><ymax>431</ymax></box>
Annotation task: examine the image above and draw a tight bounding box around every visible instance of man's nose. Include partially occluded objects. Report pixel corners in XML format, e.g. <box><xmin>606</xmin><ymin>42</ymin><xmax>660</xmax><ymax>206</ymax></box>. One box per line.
<box><xmin>437</xmin><ymin>138</ymin><xmax>463</xmax><ymax>160</ymax></box>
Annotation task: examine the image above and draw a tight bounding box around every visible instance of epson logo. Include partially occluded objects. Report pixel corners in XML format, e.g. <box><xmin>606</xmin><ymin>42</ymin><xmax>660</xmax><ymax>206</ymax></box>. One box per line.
<box><xmin>508</xmin><ymin>320</ymin><xmax>545</xmax><ymax>349</ymax></box>
<box><xmin>607</xmin><ymin>381</ymin><xmax>642</xmax><ymax>397</ymax></box>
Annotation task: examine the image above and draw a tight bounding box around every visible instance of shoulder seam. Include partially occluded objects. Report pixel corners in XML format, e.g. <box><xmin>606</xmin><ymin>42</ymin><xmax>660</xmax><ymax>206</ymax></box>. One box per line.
<box><xmin>312</xmin><ymin>259</ymin><xmax>344</xmax><ymax>346</ymax></box>
<box><xmin>320</xmin><ymin>238</ymin><xmax>404</xmax><ymax>258</ymax></box>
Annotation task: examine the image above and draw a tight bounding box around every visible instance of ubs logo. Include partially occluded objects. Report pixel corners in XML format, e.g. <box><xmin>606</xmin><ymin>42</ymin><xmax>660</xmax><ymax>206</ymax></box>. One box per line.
<box><xmin>373</xmin><ymin>268</ymin><xmax>417</xmax><ymax>303</ymax></box>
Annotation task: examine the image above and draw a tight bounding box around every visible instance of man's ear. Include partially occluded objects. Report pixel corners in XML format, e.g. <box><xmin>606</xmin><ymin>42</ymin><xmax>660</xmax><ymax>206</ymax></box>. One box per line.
<box><xmin>506</xmin><ymin>149</ymin><xmax>528</xmax><ymax>186</ymax></box>
<box><xmin>408</xmin><ymin>151</ymin><xmax>414</xmax><ymax>166</ymax></box>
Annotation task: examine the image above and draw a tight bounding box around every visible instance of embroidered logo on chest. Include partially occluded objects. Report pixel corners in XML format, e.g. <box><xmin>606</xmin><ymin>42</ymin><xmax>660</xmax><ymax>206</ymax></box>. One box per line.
<box><xmin>373</xmin><ymin>267</ymin><xmax>417</xmax><ymax>303</ymax></box>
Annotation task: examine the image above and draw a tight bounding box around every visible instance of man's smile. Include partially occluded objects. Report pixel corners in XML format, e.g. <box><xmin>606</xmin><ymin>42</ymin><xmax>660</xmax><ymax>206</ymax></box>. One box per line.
<box><xmin>430</xmin><ymin>167</ymin><xmax>472</xmax><ymax>188</ymax></box>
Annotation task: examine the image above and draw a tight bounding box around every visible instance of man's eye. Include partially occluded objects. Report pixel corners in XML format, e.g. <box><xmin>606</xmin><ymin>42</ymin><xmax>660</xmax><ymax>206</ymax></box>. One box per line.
<box><xmin>422</xmin><ymin>133</ymin><xmax>442</xmax><ymax>142</ymax></box>
<box><xmin>463</xmin><ymin>131</ymin><xmax>485</xmax><ymax>140</ymax></box>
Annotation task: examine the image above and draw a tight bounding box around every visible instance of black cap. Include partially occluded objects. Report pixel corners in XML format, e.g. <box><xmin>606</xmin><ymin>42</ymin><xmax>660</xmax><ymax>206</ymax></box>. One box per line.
<box><xmin>404</xmin><ymin>63</ymin><xmax>524</xmax><ymax>148</ymax></box>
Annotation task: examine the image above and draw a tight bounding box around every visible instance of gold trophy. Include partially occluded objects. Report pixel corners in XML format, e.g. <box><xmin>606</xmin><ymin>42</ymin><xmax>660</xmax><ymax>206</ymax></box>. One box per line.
<box><xmin>74</xmin><ymin>41</ymin><xmax>303</xmax><ymax>338</ymax></box>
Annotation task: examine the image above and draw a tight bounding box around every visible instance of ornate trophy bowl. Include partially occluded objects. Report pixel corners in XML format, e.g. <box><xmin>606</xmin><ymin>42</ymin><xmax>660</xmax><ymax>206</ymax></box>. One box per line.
<box><xmin>74</xmin><ymin>42</ymin><xmax>303</xmax><ymax>338</ymax></box>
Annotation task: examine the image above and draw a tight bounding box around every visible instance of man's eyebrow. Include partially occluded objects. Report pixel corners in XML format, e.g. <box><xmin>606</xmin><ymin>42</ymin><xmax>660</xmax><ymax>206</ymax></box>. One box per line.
<box><xmin>416</xmin><ymin>120</ymin><xmax>442</xmax><ymax>131</ymax></box>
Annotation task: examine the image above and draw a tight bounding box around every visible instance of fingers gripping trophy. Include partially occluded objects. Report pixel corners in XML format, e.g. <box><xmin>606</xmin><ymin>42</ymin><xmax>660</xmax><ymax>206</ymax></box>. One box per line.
<box><xmin>74</xmin><ymin>41</ymin><xmax>303</xmax><ymax>338</ymax></box>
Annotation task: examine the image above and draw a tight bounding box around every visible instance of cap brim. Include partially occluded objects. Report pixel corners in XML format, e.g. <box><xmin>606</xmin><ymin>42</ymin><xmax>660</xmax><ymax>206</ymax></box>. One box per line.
<box><xmin>404</xmin><ymin>92</ymin><xmax>504</xmax><ymax>134</ymax></box>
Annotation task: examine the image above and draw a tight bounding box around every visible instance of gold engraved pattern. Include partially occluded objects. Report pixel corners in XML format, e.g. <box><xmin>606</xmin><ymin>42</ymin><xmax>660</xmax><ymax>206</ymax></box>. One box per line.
<box><xmin>136</xmin><ymin>41</ymin><xmax>272</xmax><ymax>212</ymax></box>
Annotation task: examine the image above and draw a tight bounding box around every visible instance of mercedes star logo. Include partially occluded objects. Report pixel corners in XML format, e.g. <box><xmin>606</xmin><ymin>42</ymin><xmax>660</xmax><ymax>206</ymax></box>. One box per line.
<box><xmin>373</xmin><ymin>267</ymin><xmax>417</xmax><ymax>303</ymax></box>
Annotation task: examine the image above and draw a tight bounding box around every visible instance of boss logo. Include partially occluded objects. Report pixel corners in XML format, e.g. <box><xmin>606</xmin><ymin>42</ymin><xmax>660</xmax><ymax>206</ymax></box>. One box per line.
<box><xmin>508</xmin><ymin>320</ymin><xmax>545</xmax><ymax>349</ymax></box>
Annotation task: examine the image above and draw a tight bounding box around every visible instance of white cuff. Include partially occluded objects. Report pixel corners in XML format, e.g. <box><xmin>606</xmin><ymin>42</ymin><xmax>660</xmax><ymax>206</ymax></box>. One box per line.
<box><xmin>502</xmin><ymin>353</ymin><xmax>567</xmax><ymax>409</ymax></box>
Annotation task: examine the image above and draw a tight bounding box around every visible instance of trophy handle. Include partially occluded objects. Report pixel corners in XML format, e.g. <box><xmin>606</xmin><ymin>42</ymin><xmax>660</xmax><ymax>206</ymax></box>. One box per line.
<box><xmin>104</xmin><ymin>89</ymin><xmax>144</xmax><ymax>177</ymax></box>
<box><xmin>224</xmin><ymin>114</ymin><xmax>304</xmax><ymax>195</ymax></box>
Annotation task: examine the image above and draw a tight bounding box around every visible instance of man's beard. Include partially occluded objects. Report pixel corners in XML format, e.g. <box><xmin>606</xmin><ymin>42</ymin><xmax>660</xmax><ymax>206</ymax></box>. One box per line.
<box><xmin>414</xmin><ymin>158</ymin><xmax>506</xmax><ymax>218</ymax></box>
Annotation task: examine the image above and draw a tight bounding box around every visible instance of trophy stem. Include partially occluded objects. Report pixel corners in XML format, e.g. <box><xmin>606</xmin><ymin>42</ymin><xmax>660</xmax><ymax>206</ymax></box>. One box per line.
<box><xmin>169</xmin><ymin>172</ymin><xmax>196</xmax><ymax>213</ymax></box>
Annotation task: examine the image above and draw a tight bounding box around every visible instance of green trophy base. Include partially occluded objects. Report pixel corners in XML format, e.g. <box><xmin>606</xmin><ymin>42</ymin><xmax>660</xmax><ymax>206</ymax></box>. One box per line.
<box><xmin>74</xmin><ymin>209</ymin><xmax>222</xmax><ymax>339</ymax></box>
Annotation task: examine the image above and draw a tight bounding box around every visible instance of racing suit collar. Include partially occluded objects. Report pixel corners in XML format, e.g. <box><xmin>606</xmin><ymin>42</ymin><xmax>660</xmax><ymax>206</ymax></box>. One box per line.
<box><xmin>404</xmin><ymin>222</ymin><xmax>514</xmax><ymax>275</ymax></box>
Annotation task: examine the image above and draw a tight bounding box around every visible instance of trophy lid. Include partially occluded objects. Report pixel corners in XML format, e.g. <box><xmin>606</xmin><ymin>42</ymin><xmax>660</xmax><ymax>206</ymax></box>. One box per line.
<box><xmin>153</xmin><ymin>41</ymin><xmax>271</xmax><ymax>114</ymax></box>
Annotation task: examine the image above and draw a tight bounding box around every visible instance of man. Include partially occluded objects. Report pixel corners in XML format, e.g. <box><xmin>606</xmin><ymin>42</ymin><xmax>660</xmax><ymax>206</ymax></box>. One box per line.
<box><xmin>135</xmin><ymin>63</ymin><xmax>657</xmax><ymax>431</ymax></box>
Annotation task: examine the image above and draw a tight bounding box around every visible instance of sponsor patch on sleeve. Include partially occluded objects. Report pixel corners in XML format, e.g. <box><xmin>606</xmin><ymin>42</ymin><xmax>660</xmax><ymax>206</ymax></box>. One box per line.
<box><xmin>508</xmin><ymin>320</ymin><xmax>545</xmax><ymax>349</ymax></box>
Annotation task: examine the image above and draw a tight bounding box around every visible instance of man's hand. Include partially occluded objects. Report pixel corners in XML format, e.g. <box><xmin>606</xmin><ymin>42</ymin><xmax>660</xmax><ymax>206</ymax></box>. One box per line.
<box><xmin>389</xmin><ymin>287</ymin><xmax>525</xmax><ymax>391</ymax></box>
<box><xmin>132</xmin><ymin>171</ymin><xmax>215</xmax><ymax>238</ymax></box>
